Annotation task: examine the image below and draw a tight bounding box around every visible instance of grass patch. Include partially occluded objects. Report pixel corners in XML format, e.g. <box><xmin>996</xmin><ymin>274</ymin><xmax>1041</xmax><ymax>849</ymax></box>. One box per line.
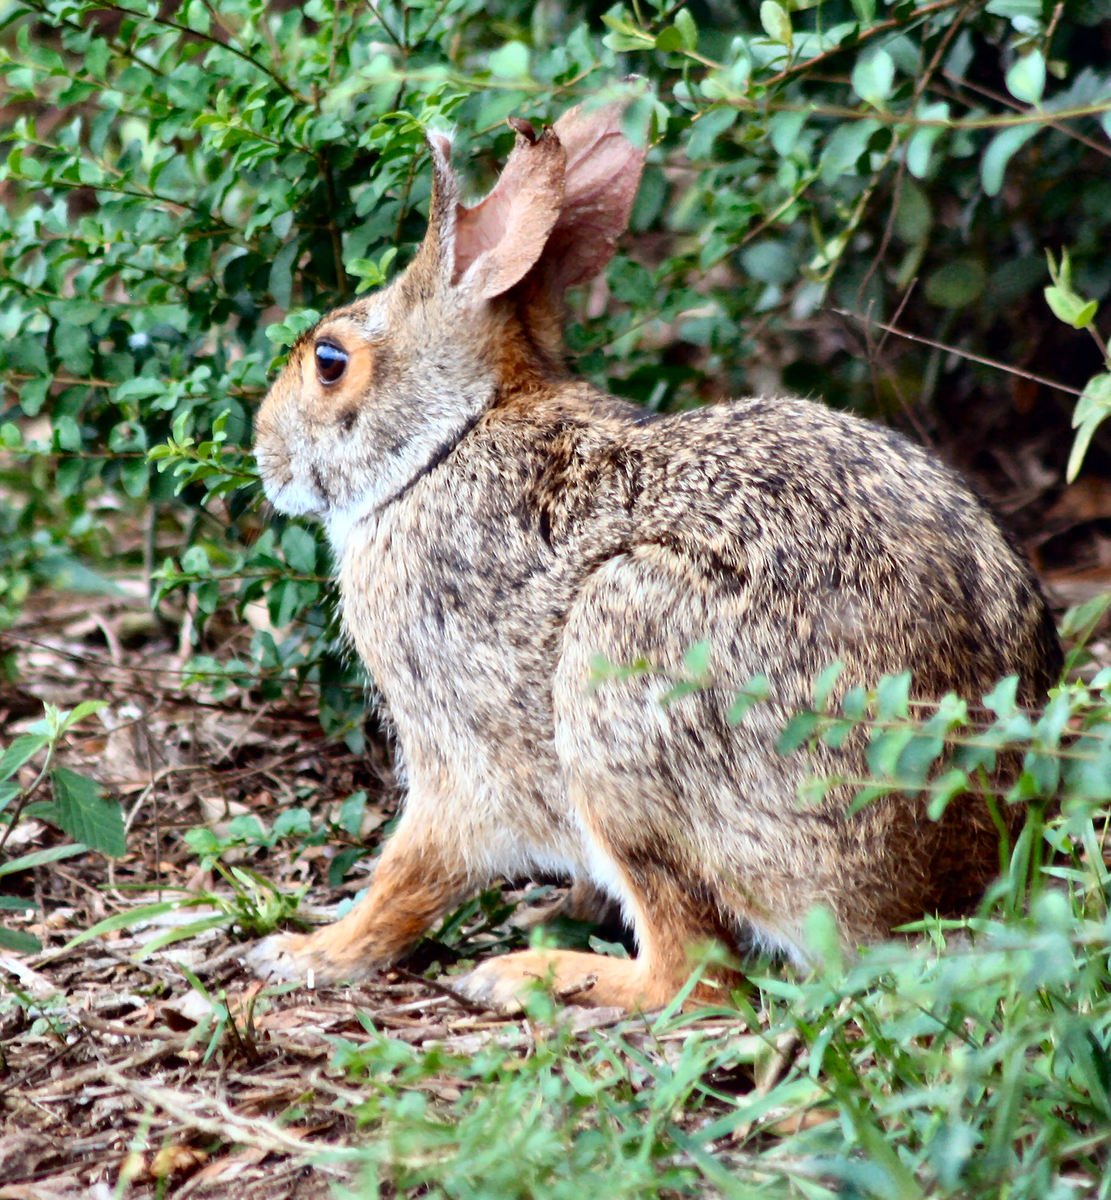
<box><xmin>312</xmin><ymin>890</ymin><xmax>1109</xmax><ymax>1198</ymax></box>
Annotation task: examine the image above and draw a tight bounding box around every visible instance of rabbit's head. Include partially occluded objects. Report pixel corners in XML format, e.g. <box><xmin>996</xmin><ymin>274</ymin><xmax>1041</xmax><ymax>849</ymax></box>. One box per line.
<box><xmin>254</xmin><ymin>99</ymin><xmax>647</xmax><ymax>555</ymax></box>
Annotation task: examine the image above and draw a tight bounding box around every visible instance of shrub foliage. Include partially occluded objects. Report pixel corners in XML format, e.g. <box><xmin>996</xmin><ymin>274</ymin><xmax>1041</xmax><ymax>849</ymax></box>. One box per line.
<box><xmin>2</xmin><ymin>0</ymin><xmax>1109</xmax><ymax>727</ymax></box>
<box><xmin>2</xmin><ymin>3</ymin><xmax>1111</xmax><ymax>1194</ymax></box>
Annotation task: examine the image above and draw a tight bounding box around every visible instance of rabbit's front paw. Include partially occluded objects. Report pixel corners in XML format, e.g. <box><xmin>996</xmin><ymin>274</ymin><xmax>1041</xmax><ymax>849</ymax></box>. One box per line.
<box><xmin>246</xmin><ymin>929</ymin><xmax>370</xmax><ymax>986</ymax></box>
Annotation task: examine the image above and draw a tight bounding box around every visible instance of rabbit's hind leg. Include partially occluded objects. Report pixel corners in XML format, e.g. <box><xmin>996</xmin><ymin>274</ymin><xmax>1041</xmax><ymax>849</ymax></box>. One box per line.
<box><xmin>457</xmin><ymin>856</ymin><xmax>735</xmax><ymax>1013</ymax></box>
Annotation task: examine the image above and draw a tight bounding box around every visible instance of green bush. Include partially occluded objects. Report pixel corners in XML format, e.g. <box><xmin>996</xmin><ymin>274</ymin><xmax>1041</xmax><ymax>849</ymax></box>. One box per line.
<box><xmin>2</xmin><ymin>0</ymin><xmax>1109</xmax><ymax>732</ymax></box>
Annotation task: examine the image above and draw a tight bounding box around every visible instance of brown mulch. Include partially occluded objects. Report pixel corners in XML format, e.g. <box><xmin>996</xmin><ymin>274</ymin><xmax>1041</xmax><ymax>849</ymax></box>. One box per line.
<box><xmin>0</xmin><ymin>586</ymin><xmax>502</xmax><ymax>1197</ymax></box>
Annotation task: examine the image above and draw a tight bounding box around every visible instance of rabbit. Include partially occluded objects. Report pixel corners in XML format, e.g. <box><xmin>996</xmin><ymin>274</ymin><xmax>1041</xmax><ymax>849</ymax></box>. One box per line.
<box><xmin>249</xmin><ymin>97</ymin><xmax>1062</xmax><ymax>1013</ymax></box>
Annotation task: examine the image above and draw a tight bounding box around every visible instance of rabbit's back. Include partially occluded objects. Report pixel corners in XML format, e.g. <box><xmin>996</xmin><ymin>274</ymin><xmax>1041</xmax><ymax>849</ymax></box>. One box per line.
<box><xmin>620</xmin><ymin>395</ymin><xmax>1059</xmax><ymax>700</ymax></box>
<box><xmin>533</xmin><ymin>392</ymin><xmax>1059</xmax><ymax>952</ymax></box>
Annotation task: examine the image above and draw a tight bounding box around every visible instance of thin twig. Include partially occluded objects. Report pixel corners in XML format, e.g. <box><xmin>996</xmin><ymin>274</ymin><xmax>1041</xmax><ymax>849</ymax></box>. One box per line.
<box><xmin>831</xmin><ymin>308</ymin><xmax>1085</xmax><ymax>398</ymax></box>
<box><xmin>762</xmin><ymin>0</ymin><xmax>967</xmax><ymax>89</ymax></box>
<box><xmin>365</xmin><ymin>0</ymin><xmax>406</xmax><ymax>54</ymax></box>
<box><xmin>96</xmin><ymin>1</ymin><xmax>308</xmax><ymax>103</ymax></box>
<box><xmin>0</xmin><ymin>746</ymin><xmax>55</xmax><ymax>856</ymax></box>
<box><xmin>391</xmin><ymin>965</ymin><xmax>495</xmax><ymax>1015</ymax></box>
<box><xmin>99</xmin><ymin>1068</ymin><xmax>357</xmax><ymax>1166</ymax></box>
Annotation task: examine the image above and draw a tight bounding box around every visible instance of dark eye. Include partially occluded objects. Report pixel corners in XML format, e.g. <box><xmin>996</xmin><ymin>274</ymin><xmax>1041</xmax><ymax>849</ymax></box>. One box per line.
<box><xmin>315</xmin><ymin>340</ymin><xmax>348</xmax><ymax>386</ymax></box>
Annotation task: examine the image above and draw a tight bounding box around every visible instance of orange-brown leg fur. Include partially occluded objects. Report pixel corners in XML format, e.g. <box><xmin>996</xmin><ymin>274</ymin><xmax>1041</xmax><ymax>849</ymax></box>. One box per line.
<box><xmin>248</xmin><ymin>821</ymin><xmax>469</xmax><ymax>984</ymax></box>
<box><xmin>459</xmin><ymin>869</ymin><xmax>740</xmax><ymax>1013</ymax></box>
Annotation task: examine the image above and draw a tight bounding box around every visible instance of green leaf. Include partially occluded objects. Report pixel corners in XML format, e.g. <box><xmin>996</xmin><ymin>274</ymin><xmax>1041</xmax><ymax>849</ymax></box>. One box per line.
<box><xmin>851</xmin><ymin>50</ymin><xmax>895</xmax><ymax>109</ymax></box>
<box><xmin>674</xmin><ymin>8</ymin><xmax>698</xmax><ymax>51</ymax></box>
<box><xmin>981</xmin><ymin>124</ymin><xmax>1039</xmax><ymax>197</ymax></box>
<box><xmin>0</xmin><ymin>927</ymin><xmax>41</xmax><ymax>953</ymax></box>
<box><xmin>19</xmin><ymin>375</ymin><xmax>51</xmax><ymax>417</ymax></box>
<box><xmin>114</xmin><ymin>376</ymin><xmax>166</xmax><ymax>402</ymax></box>
<box><xmin>741</xmin><ymin>241</ymin><xmax>795</xmax><ymax>285</ymax></box>
<box><xmin>896</xmin><ymin>732</ymin><xmax>945</xmax><ymax>788</ymax></box>
<box><xmin>1067</xmin><ymin>373</ymin><xmax>1111</xmax><ymax>483</ymax></box>
<box><xmin>926</xmin><ymin>768</ymin><xmax>971</xmax><ymax>821</ymax></box>
<box><xmin>986</xmin><ymin>0</ymin><xmax>1042</xmax><ymax>17</ymax></box>
<box><xmin>820</xmin><ymin>119</ymin><xmax>880</xmax><ymax>183</ymax></box>
<box><xmin>768</xmin><ymin>108</ymin><xmax>808</xmax><ymax>158</ymax></box>
<box><xmin>983</xmin><ymin>675</ymin><xmax>1020</xmax><ymax>717</ymax></box>
<box><xmin>727</xmin><ymin>675</ymin><xmax>769</xmax><ymax>724</ymax></box>
<box><xmin>281</xmin><ymin>524</ymin><xmax>318</xmax><ymax>574</ymax></box>
<box><xmin>0</xmin><ymin>733</ymin><xmax>49</xmax><ymax>782</ymax></box>
<box><xmin>328</xmin><ymin>846</ymin><xmax>366</xmax><ymax>887</ymax></box>
<box><xmin>63</xmin><ymin>898</ymin><xmax>200</xmax><ymax>950</ymax></box>
<box><xmin>655</xmin><ymin>26</ymin><xmax>685</xmax><ymax>52</ymax></box>
<box><xmin>0</xmin><ymin>842</ymin><xmax>87</xmax><ymax>880</ymax></box>
<box><xmin>337</xmin><ymin>790</ymin><xmax>368</xmax><ymax>837</ymax></box>
<box><xmin>813</xmin><ymin>661</ymin><xmax>845</xmax><ymax>710</ymax></box>
<box><xmin>138</xmin><ymin>913</ymin><xmax>235</xmax><ymax>958</ymax></box>
<box><xmin>905</xmin><ymin>102</ymin><xmax>949</xmax><ymax>179</ymax></box>
<box><xmin>759</xmin><ymin>0</ymin><xmax>792</xmax><ymax>47</ymax></box>
<box><xmin>488</xmin><ymin>41</ymin><xmax>529</xmax><ymax>79</ymax></box>
<box><xmin>777</xmin><ymin>711</ymin><xmax>818</xmax><ymax>755</ymax></box>
<box><xmin>1072</xmin><ymin>372</ymin><xmax>1111</xmax><ymax>434</ymax></box>
<box><xmin>269</xmin><ymin>237</ymin><xmax>299</xmax><ymax>310</ymax></box>
<box><xmin>925</xmin><ymin>258</ymin><xmax>986</xmax><ymax>308</ymax></box>
<box><xmin>868</xmin><ymin>727</ymin><xmax>915</xmax><ymax>778</ymax></box>
<box><xmin>50</xmin><ymin>768</ymin><xmax>126</xmax><ymax>857</ymax></box>
<box><xmin>893</xmin><ymin>179</ymin><xmax>932</xmax><ymax>244</ymax></box>
<box><xmin>686</xmin><ymin>107</ymin><xmax>736</xmax><ymax>160</ymax></box>
<box><xmin>1045</xmin><ymin>287</ymin><xmax>1098</xmax><ymax>330</ymax></box>
<box><xmin>876</xmin><ymin>671</ymin><xmax>912</xmax><ymax>720</ymax></box>
<box><xmin>619</xmin><ymin>93</ymin><xmax>657</xmax><ymax>150</ymax></box>
<box><xmin>121</xmin><ymin>457</ymin><xmax>150</xmax><ymax>498</ymax></box>
<box><xmin>600</xmin><ymin>11</ymin><xmax>655</xmax><ymax>51</ymax></box>
<box><xmin>1043</xmin><ymin>251</ymin><xmax>1098</xmax><ymax>329</ymax></box>
<box><xmin>273</xmin><ymin>807</ymin><xmax>313</xmax><ymax>839</ymax></box>
<box><xmin>682</xmin><ymin>640</ymin><xmax>711</xmax><ymax>677</ymax></box>
<box><xmin>266</xmin><ymin>309</ymin><xmax>321</xmax><ymax>350</ymax></box>
<box><xmin>803</xmin><ymin>905</ymin><xmax>844</xmax><ymax>977</ymax></box>
<box><xmin>850</xmin><ymin>0</ymin><xmax>875</xmax><ymax>22</ymax></box>
<box><xmin>1005</xmin><ymin>50</ymin><xmax>1045</xmax><ymax>106</ymax></box>
<box><xmin>58</xmin><ymin>700</ymin><xmax>108</xmax><ymax>735</ymax></box>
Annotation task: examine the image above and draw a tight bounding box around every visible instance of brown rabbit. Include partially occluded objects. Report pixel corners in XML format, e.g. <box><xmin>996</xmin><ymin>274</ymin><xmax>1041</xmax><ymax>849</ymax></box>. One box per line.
<box><xmin>250</xmin><ymin>98</ymin><xmax>1061</xmax><ymax>1012</ymax></box>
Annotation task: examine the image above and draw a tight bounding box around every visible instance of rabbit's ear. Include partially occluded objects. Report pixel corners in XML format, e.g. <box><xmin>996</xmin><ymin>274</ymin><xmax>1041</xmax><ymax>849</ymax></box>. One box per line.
<box><xmin>409</xmin><ymin>131</ymin><xmax>464</xmax><ymax>288</ymax></box>
<box><xmin>451</xmin><ymin>123</ymin><xmax>566</xmax><ymax>301</ymax></box>
<box><xmin>413</xmin><ymin>104</ymin><xmax>643</xmax><ymax>306</ymax></box>
<box><xmin>538</xmin><ymin>100</ymin><xmax>647</xmax><ymax>291</ymax></box>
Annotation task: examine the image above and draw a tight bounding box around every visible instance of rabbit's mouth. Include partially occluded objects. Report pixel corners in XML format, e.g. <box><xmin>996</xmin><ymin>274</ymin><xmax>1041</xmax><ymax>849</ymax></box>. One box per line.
<box><xmin>261</xmin><ymin>469</ymin><xmax>327</xmax><ymax>520</ymax></box>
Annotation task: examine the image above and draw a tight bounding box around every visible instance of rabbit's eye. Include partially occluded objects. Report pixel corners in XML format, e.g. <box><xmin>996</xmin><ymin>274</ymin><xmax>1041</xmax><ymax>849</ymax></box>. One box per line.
<box><xmin>315</xmin><ymin>340</ymin><xmax>348</xmax><ymax>386</ymax></box>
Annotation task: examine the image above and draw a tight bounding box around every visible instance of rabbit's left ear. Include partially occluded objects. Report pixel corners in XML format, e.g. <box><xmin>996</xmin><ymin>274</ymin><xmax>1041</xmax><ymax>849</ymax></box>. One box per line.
<box><xmin>453</xmin><ymin>121</ymin><xmax>567</xmax><ymax>299</ymax></box>
<box><xmin>418</xmin><ymin>125</ymin><xmax>567</xmax><ymax>303</ymax></box>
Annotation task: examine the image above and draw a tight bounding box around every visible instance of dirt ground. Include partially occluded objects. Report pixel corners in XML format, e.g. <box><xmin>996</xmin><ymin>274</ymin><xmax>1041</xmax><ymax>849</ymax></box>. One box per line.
<box><xmin>0</xmin><ymin>585</ymin><xmax>489</xmax><ymax>1196</ymax></box>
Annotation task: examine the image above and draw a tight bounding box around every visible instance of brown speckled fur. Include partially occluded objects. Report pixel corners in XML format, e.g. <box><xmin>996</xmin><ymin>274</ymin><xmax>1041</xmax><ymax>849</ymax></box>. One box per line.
<box><xmin>250</xmin><ymin>100</ymin><xmax>1062</xmax><ymax>1013</ymax></box>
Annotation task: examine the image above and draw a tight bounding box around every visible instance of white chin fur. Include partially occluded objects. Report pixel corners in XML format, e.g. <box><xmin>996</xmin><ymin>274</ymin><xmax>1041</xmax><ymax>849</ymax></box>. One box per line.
<box><xmin>263</xmin><ymin>476</ymin><xmax>325</xmax><ymax>519</ymax></box>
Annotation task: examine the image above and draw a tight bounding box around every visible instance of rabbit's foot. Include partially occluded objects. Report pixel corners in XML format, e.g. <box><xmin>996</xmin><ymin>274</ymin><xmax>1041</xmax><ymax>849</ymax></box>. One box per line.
<box><xmin>512</xmin><ymin>880</ymin><xmax>623</xmax><ymax>931</ymax></box>
<box><xmin>457</xmin><ymin>948</ymin><xmax>667</xmax><ymax>1014</ymax></box>
<box><xmin>246</xmin><ymin>828</ymin><xmax>470</xmax><ymax>987</ymax></box>
<box><xmin>246</xmin><ymin>928</ymin><xmax>377</xmax><ymax>986</ymax></box>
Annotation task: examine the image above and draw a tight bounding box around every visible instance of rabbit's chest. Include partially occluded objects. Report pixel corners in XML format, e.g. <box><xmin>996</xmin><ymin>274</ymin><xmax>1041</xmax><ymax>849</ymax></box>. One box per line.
<box><xmin>337</xmin><ymin>488</ymin><xmax>584</xmax><ymax>754</ymax></box>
